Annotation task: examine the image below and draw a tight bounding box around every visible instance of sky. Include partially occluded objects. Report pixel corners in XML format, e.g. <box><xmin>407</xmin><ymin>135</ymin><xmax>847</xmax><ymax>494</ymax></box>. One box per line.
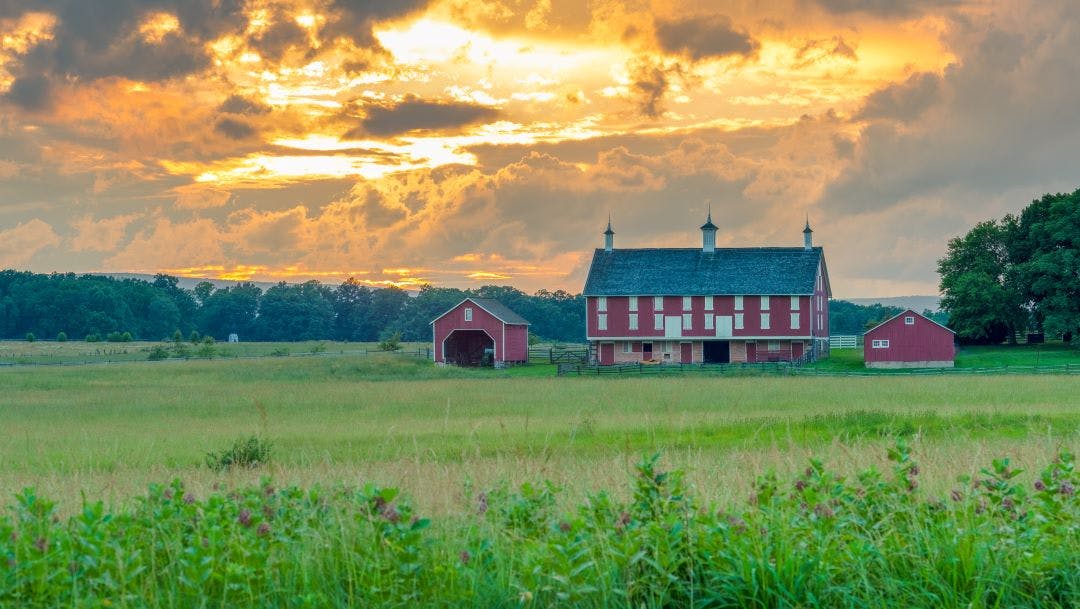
<box><xmin>1</xmin><ymin>0</ymin><xmax>1078</xmax><ymax>297</ymax></box>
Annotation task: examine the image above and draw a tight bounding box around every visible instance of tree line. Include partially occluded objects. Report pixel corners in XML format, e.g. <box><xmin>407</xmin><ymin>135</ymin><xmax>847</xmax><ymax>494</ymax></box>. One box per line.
<box><xmin>938</xmin><ymin>189</ymin><xmax>1080</xmax><ymax>344</ymax></box>
<box><xmin>0</xmin><ymin>271</ymin><xmax>586</xmax><ymax>343</ymax></box>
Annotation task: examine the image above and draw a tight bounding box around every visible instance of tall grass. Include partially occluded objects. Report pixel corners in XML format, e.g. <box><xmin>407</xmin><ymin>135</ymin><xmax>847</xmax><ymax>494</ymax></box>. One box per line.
<box><xmin>1</xmin><ymin>443</ymin><xmax>1076</xmax><ymax>608</ymax></box>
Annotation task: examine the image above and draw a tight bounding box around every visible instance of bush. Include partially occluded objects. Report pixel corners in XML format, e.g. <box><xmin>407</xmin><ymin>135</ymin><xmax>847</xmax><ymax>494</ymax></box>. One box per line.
<box><xmin>270</xmin><ymin>347</ymin><xmax>290</xmax><ymax>357</ymax></box>
<box><xmin>106</xmin><ymin>331</ymin><xmax>131</xmax><ymax>343</ymax></box>
<box><xmin>205</xmin><ymin>436</ymin><xmax>273</xmax><ymax>472</ymax></box>
<box><xmin>56</xmin><ymin>331</ymin><xmax>67</xmax><ymax>342</ymax></box>
<box><xmin>171</xmin><ymin>343</ymin><xmax>191</xmax><ymax>359</ymax></box>
<box><xmin>85</xmin><ymin>333</ymin><xmax>100</xmax><ymax>342</ymax></box>
<box><xmin>172</xmin><ymin>329</ymin><xmax>183</xmax><ymax>343</ymax></box>
<box><xmin>147</xmin><ymin>345</ymin><xmax>170</xmax><ymax>361</ymax></box>
<box><xmin>24</xmin><ymin>332</ymin><xmax>35</xmax><ymax>342</ymax></box>
<box><xmin>196</xmin><ymin>343</ymin><xmax>216</xmax><ymax>359</ymax></box>
<box><xmin>378</xmin><ymin>331</ymin><xmax>402</xmax><ymax>352</ymax></box>
<box><xmin>122</xmin><ymin>331</ymin><xmax>132</xmax><ymax>342</ymax></box>
<box><xmin>202</xmin><ymin>335</ymin><xmax>215</xmax><ymax>345</ymax></box>
<box><xmin>190</xmin><ymin>330</ymin><xmax>201</xmax><ymax>343</ymax></box>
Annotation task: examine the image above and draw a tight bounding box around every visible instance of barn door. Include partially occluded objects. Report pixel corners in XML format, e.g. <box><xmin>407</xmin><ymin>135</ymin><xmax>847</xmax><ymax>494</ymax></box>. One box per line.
<box><xmin>664</xmin><ymin>316</ymin><xmax>682</xmax><ymax>338</ymax></box>
<box><xmin>746</xmin><ymin>341</ymin><xmax>757</xmax><ymax>363</ymax></box>
<box><xmin>680</xmin><ymin>342</ymin><xmax>693</xmax><ymax>364</ymax></box>
<box><xmin>792</xmin><ymin>342</ymin><xmax>804</xmax><ymax>360</ymax></box>
<box><xmin>717</xmin><ymin>316</ymin><xmax>733</xmax><ymax>338</ymax></box>
<box><xmin>599</xmin><ymin>342</ymin><xmax>615</xmax><ymax>365</ymax></box>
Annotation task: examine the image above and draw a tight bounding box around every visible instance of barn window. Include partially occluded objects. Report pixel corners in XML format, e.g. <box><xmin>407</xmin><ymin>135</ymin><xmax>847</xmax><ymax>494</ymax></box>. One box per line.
<box><xmin>734</xmin><ymin>295</ymin><xmax>744</xmax><ymax>310</ymax></box>
<box><xmin>654</xmin><ymin>314</ymin><xmax>663</xmax><ymax>330</ymax></box>
<box><xmin>872</xmin><ymin>339</ymin><xmax>890</xmax><ymax>348</ymax></box>
<box><xmin>597</xmin><ymin>296</ymin><xmax>607</xmax><ymax>312</ymax></box>
<box><xmin>818</xmin><ymin>314</ymin><xmax>823</xmax><ymax>331</ymax></box>
<box><xmin>791</xmin><ymin>313</ymin><xmax>800</xmax><ymax>330</ymax></box>
<box><xmin>704</xmin><ymin>296</ymin><xmax>714</xmax><ymax>310</ymax></box>
<box><xmin>905</xmin><ymin>316</ymin><xmax>915</xmax><ymax>325</ymax></box>
<box><xmin>760</xmin><ymin>313</ymin><xmax>770</xmax><ymax>329</ymax></box>
<box><xmin>768</xmin><ymin>340</ymin><xmax>780</xmax><ymax>352</ymax></box>
<box><xmin>682</xmin><ymin>314</ymin><xmax>692</xmax><ymax>330</ymax></box>
<box><xmin>598</xmin><ymin>314</ymin><xmax>608</xmax><ymax>331</ymax></box>
<box><xmin>623</xmin><ymin>341</ymin><xmax>632</xmax><ymax>353</ymax></box>
<box><xmin>654</xmin><ymin>296</ymin><xmax>664</xmax><ymax>310</ymax></box>
<box><xmin>629</xmin><ymin>314</ymin><xmax>638</xmax><ymax>330</ymax></box>
<box><xmin>629</xmin><ymin>296</ymin><xmax>638</xmax><ymax>311</ymax></box>
<box><xmin>817</xmin><ymin>295</ymin><xmax>823</xmax><ymax>311</ymax></box>
<box><xmin>760</xmin><ymin>295</ymin><xmax>770</xmax><ymax>310</ymax></box>
<box><xmin>735</xmin><ymin>313</ymin><xmax>744</xmax><ymax>329</ymax></box>
<box><xmin>464</xmin><ymin>307</ymin><xmax>473</xmax><ymax>321</ymax></box>
<box><xmin>791</xmin><ymin>296</ymin><xmax>800</xmax><ymax>310</ymax></box>
<box><xmin>683</xmin><ymin>296</ymin><xmax>692</xmax><ymax>311</ymax></box>
<box><xmin>705</xmin><ymin>314</ymin><xmax>714</xmax><ymax>330</ymax></box>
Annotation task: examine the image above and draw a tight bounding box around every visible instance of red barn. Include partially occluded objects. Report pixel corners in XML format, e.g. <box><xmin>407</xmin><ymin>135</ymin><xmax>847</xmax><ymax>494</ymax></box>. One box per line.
<box><xmin>431</xmin><ymin>298</ymin><xmax>530</xmax><ymax>367</ymax></box>
<box><xmin>863</xmin><ymin>309</ymin><xmax>955</xmax><ymax>368</ymax></box>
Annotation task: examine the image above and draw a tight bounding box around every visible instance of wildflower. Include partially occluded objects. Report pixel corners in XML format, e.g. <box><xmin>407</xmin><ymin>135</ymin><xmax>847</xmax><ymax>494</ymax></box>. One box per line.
<box><xmin>558</xmin><ymin>521</ymin><xmax>572</xmax><ymax>533</ymax></box>
<box><xmin>381</xmin><ymin>505</ymin><xmax>401</xmax><ymax>523</ymax></box>
<box><xmin>805</xmin><ymin>467</ymin><xmax>813</xmax><ymax>477</ymax></box>
<box><xmin>183</xmin><ymin>492</ymin><xmax>195</xmax><ymax>505</ymax></box>
<box><xmin>950</xmin><ymin>489</ymin><xmax>963</xmax><ymax>502</ymax></box>
<box><xmin>238</xmin><ymin>509</ymin><xmax>253</xmax><ymax>527</ymax></box>
<box><xmin>476</xmin><ymin>492</ymin><xmax>488</xmax><ymax>516</ymax></box>
<box><xmin>257</xmin><ymin>522</ymin><xmax>271</xmax><ymax>536</ymax></box>
<box><xmin>794</xmin><ymin>480</ymin><xmax>807</xmax><ymax>492</ymax></box>
<box><xmin>33</xmin><ymin>537</ymin><xmax>47</xmax><ymax>553</ymax></box>
<box><xmin>726</xmin><ymin>515</ymin><xmax>748</xmax><ymax>532</ymax></box>
<box><xmin>1034</xmin><ymin>480</ymin><xmax>1046</xmax><ymax>491</ymax></box>
<box><xmin>1061</xmin><ymin>481</ymin><xmax>1075</xmax><ymax>497</ymax></box>
<box><xmin>813</xmin><ymin>503</ymin><xmax>835</xmax><ymax>519</ymax></box>
<box><xmin>910</xmin><ymin>465</ymin><xmax>920</xmax><ymax>476</ymax></box>
<box><xmin>459</xmin><ymin>550</ymin><xmax>471</xmax><ymax>565</ymax></box>
<box><xmin>1002</xmin><ymin>497</ymin><xmax>1015</xmax><ymax>510</ymax></box>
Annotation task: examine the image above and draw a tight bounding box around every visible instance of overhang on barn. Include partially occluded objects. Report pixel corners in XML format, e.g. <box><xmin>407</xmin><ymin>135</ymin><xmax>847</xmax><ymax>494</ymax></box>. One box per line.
<box><xmin>431</xmin><ymin>298</ymin><xmax>530</xmax><ymax>367</ymax></box>
<box><xmin>864</xmin><ymin>309</ymin><xmax>955</xmax><ymax>368</ymax></box>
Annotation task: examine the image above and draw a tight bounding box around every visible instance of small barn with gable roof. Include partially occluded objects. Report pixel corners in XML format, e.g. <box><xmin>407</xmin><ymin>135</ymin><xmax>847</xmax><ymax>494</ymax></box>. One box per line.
<box><xmin>431</xmin><ymin>297</ymin><xmax>530</xmax><ymax>367</ymax></box>
<box><xmin>863</xmin><ymin>309</ymin><xmax>955</xmax><ymax>368</ymax></box>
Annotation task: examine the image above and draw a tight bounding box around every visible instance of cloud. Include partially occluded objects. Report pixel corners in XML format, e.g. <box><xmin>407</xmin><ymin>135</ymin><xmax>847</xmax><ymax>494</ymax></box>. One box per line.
<box><xmin>3</xmin><ymin>74</ymin><xmax>52</xmax><ymax>110</ymax></box>
<box><xmin>811</xmin><ymin>0</ymin><xmax>960</xmax><ymax>17</ymax></box>
<box><xmin>219</xmin><ymin>95</ymin><xmax>271</xmax><ymax>116</ymax></box>
<box><xmin>214</xmin><ymin>117</ymin><xmax>257</xmax><ymax>140</ymax></box>
<box><xmin>854</xmin><ymin>72</ymin><xmax>941</xmax><ymax>122</ymax></box>
<box><xmin>627</xmin><ymin>57</ymin><xmax>684</xmax><ymax>118</ymax></box>
<box><xmin>654</xmin><ymin>14</ymin><xmax>759</xmax><ymax>61</ymax></box>
<box><xmin>349</xmin><ymin>96</ymin><xmax>500</xmax><ymax>137</ymax></box>
<box><xmin>69</xmin><ymin>213</ymin><xmax>137</xmax><ymax>252</ymax></box>
<box><xmin>0</xmin><ymin>218</ymin><xmax>60</xmax><ymax>267</ymax></box>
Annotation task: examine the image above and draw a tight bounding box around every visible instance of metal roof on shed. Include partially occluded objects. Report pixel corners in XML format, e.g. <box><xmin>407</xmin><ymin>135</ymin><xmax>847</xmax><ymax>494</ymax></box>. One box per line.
<box><xmin>583</xmin><ymin>247</ymin><xmax>824</xmax><ymax>296</ymax></box>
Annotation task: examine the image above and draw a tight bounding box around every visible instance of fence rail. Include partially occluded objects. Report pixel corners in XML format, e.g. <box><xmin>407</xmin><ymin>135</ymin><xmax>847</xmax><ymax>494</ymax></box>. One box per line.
<box><xmin>528</xmin><ymin>345</ymin><xmax>589</xmax><ymax>364</ymax></box>
<box><xmin>557</xmin><ymin>361</ymin><xmax>1080</xmax><ymax>377</ymax></box>
<box><xmin>829</xmin><ymin>335</ymin><xmax>861</xmax><ymax>349</ymax></box>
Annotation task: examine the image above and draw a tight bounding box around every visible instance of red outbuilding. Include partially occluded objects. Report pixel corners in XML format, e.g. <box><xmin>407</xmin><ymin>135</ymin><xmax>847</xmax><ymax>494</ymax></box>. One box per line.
<box><xmin>431</xmin><ymin>298</ymin><xmax>530</xmax><ymax>367</ymax></box>
<box><xmin>863</xmin><ymin>309</ymin><xmax>955</xmax><ymax>368</ymax></box>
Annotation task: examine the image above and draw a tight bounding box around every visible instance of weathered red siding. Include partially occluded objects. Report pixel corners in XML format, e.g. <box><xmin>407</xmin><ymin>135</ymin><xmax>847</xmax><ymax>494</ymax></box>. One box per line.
<box><xmin>863</xmin><ymin>310</ymin><xmax>954</xmax><ymax>366</ymax></box>
<box><xmin>432</xmin><ymin>299</ymin><xmax>529</xmax><ymax>364</ymax></box>
<box><xmin>586</xmin><ymin>295</ymin><xmax>814</xmax><ymax>339</ymax></box>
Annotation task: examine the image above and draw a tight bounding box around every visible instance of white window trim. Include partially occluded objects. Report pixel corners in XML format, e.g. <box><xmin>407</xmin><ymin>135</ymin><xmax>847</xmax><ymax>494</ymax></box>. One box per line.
<box><xmin>790</xmin><ymin>313</ymin><xmax>800</xmax><ymax>330</ymax></box>
<box><xmin>654</xmin><ymin>296</ymin><xmax>664</xmax><ymax>311</ymax></box>
<box><xmin>682</xmin><ymin>296</ymin><xmax>692</xmax><ymax>311</ymax></box>
<box><xmin>629</xmin><ymin>296</ymin><xmax>638</xmax><ymax>312</ymax></box>
<box><xmin>904</xmin><ymin>316</ymin><xmax>915</xmax><ymax>325</ymax></box>
<box><xmin>872</xmin><ymin>339</ymin><xmax>890</xmax><ymax>348</ymax></box>
<box><xmin>760</xmin><ymin>295</ymin><xmax>770</xmax><ymax>311</ymax></box>
<box><xmin>629</xmin><ymin>313</ymin><xmax>638</xmax><ymax>330</ymax></box>
<box><xmin>682</xmin><ymin>313</ymin><xmax>692</xmax><ymax>330</ymax></box>
<box><xmin>734</xmin><ymin>295</ymin><xmax>744</xmax><ymax>311</ymax></box>
<box><xmin>791</xmin><ymin>296</ymin><xmax>800</xmax><ymax>310</ymax></box>
<box><xmin>597</xmin><ymin>313</ymin><xmax>608</xmax><ymax>331</ymax></box>
<box><xmin>705</xmin><ymin>314</ymin><xmax>714</xmax><ymax>330</ymax></box>
<box><xmin>464</xmin><ymin>307</ymin><xmax>473</xmax><ymax>321</ymax></box>
<box><xmin>760</xmin><ymin>313</ymin><xmax>770</xmax><ymax>330</ymax></box>
<box><xmin>597</xmin><ymin>296</ymin><xmax>607</xmax><ymax>312</ymax></box>
<box><xmin>704</xmin><ymin>296</ymin><xmax>714</xmax><ymax>310</ymax></box>
<box><xmin>654</xmin><ymin>313</ymin><xmax>663</xmax><ymax>330</ymax></box>
<box><xmin>734</xmin><ymin>313</ymin><xmax>744</xmax><ymax>330</ymax></box>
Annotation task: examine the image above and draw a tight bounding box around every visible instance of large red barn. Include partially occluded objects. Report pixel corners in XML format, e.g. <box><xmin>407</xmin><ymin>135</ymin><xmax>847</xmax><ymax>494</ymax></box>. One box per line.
<box><xmin>431</xmin><ymin>298</ymin><xmax>530</xmax><ymax>367</ymax></box>
<box><xmin>863</xmin><ymin>309</ymin><xmax>955</xmax><ymax>368</ymax></box>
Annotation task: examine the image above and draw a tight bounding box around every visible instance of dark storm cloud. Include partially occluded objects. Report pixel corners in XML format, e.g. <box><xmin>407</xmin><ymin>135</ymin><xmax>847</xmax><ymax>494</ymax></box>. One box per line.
<box><xmin>219</xmin><ymin>95</ymin><xmax>272</xmax><ymax>116</ymax></box>
<box><xmin>3</xmin><ymin>75</ymin><xmax>53</xmax><ymax>110</ymax></box>
<box><xmin>214</xmin><ymin>118</ymin><xmax>257</xmax><ymax>140</ymax></box>
<box><xmin>348</xmin><ymin>97</ymin><xmax>500</xmax><ymax>137</ymax></box>
<box><xmin>654</xmin><ymin>15</ymin><xmax>759</xmax><ymax>61</ymax></box>
<box><xmin>855</xmin><ymin>72</ymin><xmax>941</xmax><ymax>122</ymax></box>
<box><xmin>811</xmin><ymin>0</ymin><xmax>959</xmax><ymax>17</ymax></box>
<box><xmin>322</xmin><ymin>0</ymin><xmax>433</xmax><ymax>47</ymax></box>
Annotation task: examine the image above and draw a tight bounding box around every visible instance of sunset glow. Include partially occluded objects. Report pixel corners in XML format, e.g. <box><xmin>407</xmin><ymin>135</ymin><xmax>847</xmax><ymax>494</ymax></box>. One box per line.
<box><xmin>1</xmin><ymin>0</ymin><xmax>1077</xmax><ymax>296</ymax></box>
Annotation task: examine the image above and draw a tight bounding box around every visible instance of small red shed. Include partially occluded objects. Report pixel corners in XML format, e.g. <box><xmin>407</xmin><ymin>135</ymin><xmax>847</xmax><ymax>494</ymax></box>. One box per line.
<box><xmin>431</xmin><ymin>298</ymin><xmax>530</xmax><ymax>367</ymax></box>
<box><xmin>864</xmin><ymin>309</ymin><xmax>955</xmax><ymax>368</ymax></box>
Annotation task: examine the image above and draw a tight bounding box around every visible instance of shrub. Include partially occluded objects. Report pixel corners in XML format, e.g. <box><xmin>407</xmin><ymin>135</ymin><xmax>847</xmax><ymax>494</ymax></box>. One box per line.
<box><xmin>205</xmin><ymin>436</ymin><xmax>273</xmax><ymax>472</ymax></box>
<box><xmin>378</xmin><ymin>331</ymin><xmax>402</xmax><ymax>352</ymax></box>
<box><xmin>24</xmin><ymin>332</ymin><xmax>34</xmax><ymax>342</ymax></box>
<box><xmin>172</xmin><ymin>329</ymin><xmax>183</xmax><ymax>343</ymax></box>
<box><xmin>196</xmin><ymin>343</ymin><xmax>216</xmax><ymax>359</ymax></box>
<box><xmin>202</xmin><ymin>335</ymin><xmax>215</xmax><ymax>345</ymax></box>
<box><xmin>270</xmin><ymin>347</ymin><xmax>290</xmax><ymax>357</ymax></box>
<box><xmin>85</xmin><ymin>333</ymin><xmax>100</xmax><ymax>342</ymax></box>
<box><xmin>147</xmin><ymin>345</ymin><xmax>170</xmax><ymax>361</ymax></box>
<box><xmin>171</xmin><ymin>343</ymin><xmax>191</xmax><ymax>358</ymax></box>
<box><xmin>56</xmin><ymin>331</ymin><xmax>67</xmax><ymax>342</ymax></box>
<box><xmin>106</xmin><ymin>331</ymin><xmax>129</xmax><ymax>342</ymax></box>
<box><xmin>190</xmin><ymin>330</ymin><xmax>201</xmax><ymax>343</ymax></box>
<box><xmin>121</xmin><ymin>331</ymin><xmax>132</xmax><ymax>342</ymax></box>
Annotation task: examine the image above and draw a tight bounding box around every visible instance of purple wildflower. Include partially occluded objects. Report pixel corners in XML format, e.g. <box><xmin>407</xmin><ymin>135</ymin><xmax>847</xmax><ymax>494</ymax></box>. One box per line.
<box><xmin>459</xmin><ymin>551</ymin><xmax>471</xmax><ymax>565</ymax></box>
<box><xmin>476</xmin><ymin>492</ymin><xmax>488</xmax><ymax>516</ymax></box>
<box><xmin>183</xmin><ymin>492</ymin><xmax>195</xmax><ymax>505</ymax></box>
<box><xmin>380</xmin><ymin>505</ymin><xmax>400</xmax><ymax>523</ymax></box>
<box><xmin>33</xmin><ymin>537</ymin><xmax>47</xmax><ymax>553</ymax></box>
<box><xmin>813</xmin><ymin>504</ymin><xmax>835</xmax><ymax>519</ymax></box>
<box><xmin>1034</xmin><ymin>480</ymin><xmax>1046</xmax><ymax>491</ymax></box>
<box><xmin>238</xmin><ymin>509</ymin><xmax>253</xmax><ymax>527</ymax></box>
<box><xmin>257</xmin><ymin>522</ymin><xmax>271</xmax><ymax>536</ymax></box>
<box><xmin>794</xmin><ymin>480</ymin><xmax>807</xmax><ymax>492</ymax></box>
<box><xmin>1061</xmin><ymin>481</ymin><xmax>1075</xmax><ymax>497</ymax></box>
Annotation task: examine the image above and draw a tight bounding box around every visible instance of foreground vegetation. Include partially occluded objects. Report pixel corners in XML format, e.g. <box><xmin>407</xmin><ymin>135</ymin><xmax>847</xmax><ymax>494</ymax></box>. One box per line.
<box><xmin>2</xmin><ymin>443</ymin><xmax>1077</xmax><ymax>608</ymax></box>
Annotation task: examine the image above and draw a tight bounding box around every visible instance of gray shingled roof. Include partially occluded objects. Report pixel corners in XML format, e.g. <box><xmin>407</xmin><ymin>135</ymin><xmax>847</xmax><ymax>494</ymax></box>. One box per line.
<box><xmin>469</xmin><ymin>298</ymin><xmax>531</xmax><ymax>325</ymax></box>
<box><xmin>583</xmin><ymin>247</ymin><xmax>823</xmax><ymax>296</ymax></box>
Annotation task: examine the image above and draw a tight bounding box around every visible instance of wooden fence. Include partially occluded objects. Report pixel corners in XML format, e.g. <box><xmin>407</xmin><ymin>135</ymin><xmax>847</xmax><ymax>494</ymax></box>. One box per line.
<box><xmin>528</xmin><ymin>345</ymin><xmax>589</xmax><ymax>364</ymax></box>
<box><xmin>557</xmin><ymin>361</ymin><xmax>1080</xmax><ymax>377</ymax></box>
<box><xmin>829</xmin><ymin>335</ymin><xmax>861</xmax><ymax>349</ymax></box>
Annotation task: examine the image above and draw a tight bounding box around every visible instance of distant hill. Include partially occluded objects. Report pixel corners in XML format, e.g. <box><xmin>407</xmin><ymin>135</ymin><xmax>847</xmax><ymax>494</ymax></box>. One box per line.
<box><xmin>845</xmin><ymin>296</ymin><xmax>941</xmax><ymax>312</ymax></box>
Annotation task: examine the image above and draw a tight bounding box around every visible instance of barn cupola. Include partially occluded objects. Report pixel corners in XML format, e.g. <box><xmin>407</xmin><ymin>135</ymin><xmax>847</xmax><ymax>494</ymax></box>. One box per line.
<box><xmin>803</xmin><ymin>219</ymin><xmax>813</xmax><ymax>250</ymax></box>
<box><xmin>700</xmin><ymin>209</ymin><xmax>718</xmax><ymax>253</ymax></box>
<box><xmin>603</xmin><ymin>216</ymin><xmax>615</xmax><ymax>252</ymax></box>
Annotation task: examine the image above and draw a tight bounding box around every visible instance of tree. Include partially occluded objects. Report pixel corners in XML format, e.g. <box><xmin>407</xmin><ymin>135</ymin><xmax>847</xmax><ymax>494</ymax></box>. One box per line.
<box><xmin>938</xmin><ymin>220</ymin><xmax>1025</xmax><ymax>344</ymax></box>
<box><xmin>332</xmin><ymin>279</ymin><xmax>375</xmax><ymax>341</ymax></box>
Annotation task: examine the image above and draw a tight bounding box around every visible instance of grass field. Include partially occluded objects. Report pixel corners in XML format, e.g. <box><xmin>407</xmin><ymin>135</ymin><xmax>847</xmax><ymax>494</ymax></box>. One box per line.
<box><xmin>0</xmin><ymin>340</ymin><xmax>429</xmax><ymax>365</ymax></box>
<box><xmin>2</xmin><ymin>351</ymin><xmax>1078</xmax><ymax>607</ymax></box>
